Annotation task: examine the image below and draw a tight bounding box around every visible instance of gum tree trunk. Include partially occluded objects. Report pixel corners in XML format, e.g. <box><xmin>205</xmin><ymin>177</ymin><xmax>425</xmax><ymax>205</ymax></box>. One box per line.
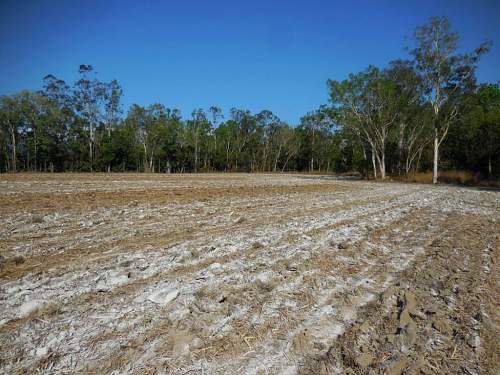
<box><xmin>433</xmin><ymin>129</ymin><xmax>439</xmax><ymax>184</ymax></box>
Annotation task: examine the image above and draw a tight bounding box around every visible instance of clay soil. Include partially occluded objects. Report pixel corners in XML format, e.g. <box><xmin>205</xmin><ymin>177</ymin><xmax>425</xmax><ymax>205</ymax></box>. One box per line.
<box><xmin>0</xmin><ymin>173</ymin><xmax>498</xmax><ymax>374</ymax></box>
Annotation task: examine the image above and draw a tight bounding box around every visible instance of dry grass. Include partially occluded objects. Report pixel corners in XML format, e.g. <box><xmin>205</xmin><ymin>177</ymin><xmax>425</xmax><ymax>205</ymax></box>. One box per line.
<box><xmin>439</xmin><ymin>170</ymin><xmax>478</xmax><ymax>185</ymax></box>
<box><xmin>393</xmin><ymin>170</ymin><xmax>500</xmax><ymax>187</ymax></box>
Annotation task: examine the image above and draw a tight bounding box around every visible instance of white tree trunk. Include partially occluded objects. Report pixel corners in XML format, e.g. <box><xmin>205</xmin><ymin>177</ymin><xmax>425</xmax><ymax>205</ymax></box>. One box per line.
<box><xmin>371</xmin><ymin>150</ymin><xmax>377</xmax><ymax>179</ymax></box>
<box><xmin>143</xmin><ymin>143</ymin><xmax>149</xmax><ymax>172</ymax></box>
<box><xmin>380</xmin><ymin>152</ymin><xmax>386</xmax><ymax>180</ymax></box>
<box><xmin>194</xmin><ymin>135</ymin><xmax>198</xmax><ymax>172</ymax></box>
<box><xmin>433</xmin><ymin>130</ymin><xmax>439</xmax><ymax>184</ymax></box>
<box><xmin>375</xmin><ymin>152</ymin><xmax>385</xmax><ymax>180</ymax></box>
<box><xmin>89</xmin><ymin>122</ymin><xmax>94</xmax><ymax>173</ymax></box>
<box><xmin>273</xmin><ymin>144</ymin><xmax>282</xmax><ymax>172</ymax></box>
<box><xmin>11</xmin><ymin>127</ymin><xmax>17</xmax><ymax>173</ymax></box>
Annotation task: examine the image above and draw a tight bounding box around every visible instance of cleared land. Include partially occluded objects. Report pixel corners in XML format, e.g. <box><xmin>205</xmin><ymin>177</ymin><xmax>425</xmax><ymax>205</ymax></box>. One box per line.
<box><xmin>0</xmin><ymin>173</ymin><xmax>498</xmax><ymax>374</ymax></box>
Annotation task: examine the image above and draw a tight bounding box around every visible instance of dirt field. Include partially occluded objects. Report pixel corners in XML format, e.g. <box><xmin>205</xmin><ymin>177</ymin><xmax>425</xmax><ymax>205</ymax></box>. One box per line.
<box><xmin>0</xmin><ymin>173</ymin><xmax>498</xmax><ymax>374</ymax></box>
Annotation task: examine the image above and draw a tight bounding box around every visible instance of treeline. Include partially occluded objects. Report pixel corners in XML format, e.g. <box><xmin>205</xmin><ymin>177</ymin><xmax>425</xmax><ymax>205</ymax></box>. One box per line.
<box><xmin>0</xmin><ymin>67</ymin><xmax>336</xmax><ymax>174</ymax></box>
<box><xmin>1</xmin><ymin>17</ymin><xmax>499</xmax><ymax>180</ymax></box>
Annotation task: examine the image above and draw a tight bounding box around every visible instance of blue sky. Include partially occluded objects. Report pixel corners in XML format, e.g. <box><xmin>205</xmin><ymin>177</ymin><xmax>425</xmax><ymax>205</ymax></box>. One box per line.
<box><xmin>1</xmin><ymin>0</ymin><xmax>499</xmax><ymax>124</ymax></box>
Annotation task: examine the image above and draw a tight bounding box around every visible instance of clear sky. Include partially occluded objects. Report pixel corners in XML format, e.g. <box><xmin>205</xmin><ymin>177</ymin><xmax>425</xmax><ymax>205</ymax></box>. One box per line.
<box><xmin>1</xmin><ymin>0</ymin><xmax>499</xmax><ymax>124</ymax></box>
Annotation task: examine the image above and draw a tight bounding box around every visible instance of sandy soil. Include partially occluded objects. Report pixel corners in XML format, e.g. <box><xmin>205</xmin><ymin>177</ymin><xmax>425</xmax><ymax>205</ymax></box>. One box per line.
<box><xmin>0</xmin><ymin>173</ymin><xmax>498</xmax><ymax>374</ymax></box>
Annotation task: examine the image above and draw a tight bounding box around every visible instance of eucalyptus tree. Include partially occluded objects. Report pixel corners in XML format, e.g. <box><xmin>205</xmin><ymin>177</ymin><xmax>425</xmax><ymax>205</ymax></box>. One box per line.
<box><xmin>299</xmin><ymin>107</ymin><xmax>333</xmax><ymax>172</ymax></box>
<box><xmin>276</xmin><ymin>124</ymin><xmax>299</xmax><ymax>172</ymax></box>
<box><xmin>329</xmin><ymin>66</ymin><xmax>399</xmax><ymax>179</ymax></box>
<box><xmin>255</xmin><ymin>109</ymin><xmax>280</xmax><ymax>171</ymax></box>
<box><xmin>214</xmin><ymin>120</ymin><xmax>235</xmax><ymax>171</ymax></box>
<box><xmin>385</xmin><ymin>60</ymin><xmax>432</xmax><ymax>175</ymax></box>
<box><xmin>299</xmin><ymin>111</ymin><xmax>319</xmax><ymax>172</ymax></box>
<box><xmin>42</xmin><ymin>74</ymin><xmax>71</xmax><ymax>106</ymax></box>
<box><xmin>17</xmin><ymin>91</ymin><xmax>43</xmax><ymax>171</ymax></box>
<box><xmin>230</xmin><ymin>108</ymin><xmax>256</xmax><ymax>171</ymax></box>
<box><xmin>41</xmin><ymin>75</ymin><xmax>76</xmax><ymax>171</ymax></box>
<box><xmin>0</xmin><ymin>95</ymin><xmax>21</xmax><ymax>172</ymax></box>
<box><xmin>126</xmin><ymin>103</ymin><xmax>172</xmax><ymax>172</ymax></box>
<box><xmin>103</xmin><ymin>80</ymin><xmax>123</xmax><ymax>138</ymax></box>
<box><xmin>410</xmin><ymin>16</ymin><xmax>490</xmax><ymax>183</ymax></box>
<box><xmin>0</xmin><ymin>125</ymin><xmax>8</xmax><ymax>172</ymax></box>
<box><xmin>73</xmin><ymin>64</ymin><xmax>107</xmax><ymax>171</ymax></box>
<box><xmin>146</xmin><ymin>104</ymin><xmax>178</xmax><ymax>172</ymax></box>
<box><xmin>188</xmin><ymin>108</ymin><xmax>210</xmax><ymax>172</ymax></box>
<box><xmin>102</xmin><ymin>80</ymin><xmax>123</xmax><ymax>172</ymax></box>
<box><xmin>208</xmin><ymin>106</ymin><xmax>223</xmax><ymax>168</ymax></box>
<box><xmin>125</xmin><ymin>104</ymin><xmax>149</xmax><ymax>171</ymax></box>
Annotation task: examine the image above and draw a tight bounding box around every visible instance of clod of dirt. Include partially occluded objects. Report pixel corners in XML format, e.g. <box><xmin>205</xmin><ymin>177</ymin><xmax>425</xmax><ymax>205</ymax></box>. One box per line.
<box><xmin>424</xmin><ymin>305</ymin><xmax>437</xmax><ymax>315</ymax></box>
<box><xmin>190</xmin><ymin>337</ymin><xmax>204</xmax><ymax>350</ymax></box>
<box><xmin>148</xmin><ymin>288</ymin><xmax>179</xmax><ymax>306</ymax></box>
<box><xmin>292</xmin><ymin>330</ymin><xmax>314</xmax><ymax>353</ymax></box>
<box><xmin>337</xmin><ymin>242</ymin><xmax>350</xmax><ymax>250</ymax></box>
<box><xmin>208</xmin><ymin>262</ymin><xmax>223</xmax><ymax>274</ymax></box>
<box><xmin>398</xmin><ymin>308</ymin><xmax>413</xmax><ymax>328</ymax></box>
<box><xmin>119</xmin><ymin>260</ymin><xmax>132</xmax><ymax>268</ymax></box>
<box><xmin>404</xmin><ymin>291</ymin><xmax>417</xmax><ymax>314</ymax></box>
<box><xmin>42</xmin><ymin>214</ymin><xmax>53</xmax><ymax>223</ymax></box>
<box><xmin>386</xmin><ymin>357</ymin><xmax>408</xmax><ymax>375</ymax></box>
<box><xmin>165</xmin><ymin>330</ymin><xmax>193</xmax><ymax>355</ymax></box>
<box><xmin>355</xmin><ymin>352</ymin><xmax>374</xmax><ymax>368</ymax></box>
<box><xmin>256</xmin><ymin>279</ymin><xmax>274</xmax><ymax>292</ymax></box>
<box><xmin>31</xmin><ymin>214</ymin><xmax>44</xmax><ymax>224</ymax></box>
<box><xmin>19</xmin><ymin>300</ymin><xmax>44</xmax><ymax>317</ymax></box>
<box><xmin>397</xmin><ymin>297</ymin><xmax>418</xmax><ymax>346</ymax></box>
<box><xmin>405</xmin><ymin>320</ymin><xmax>417</xmax><ymax>345</ymax></box>
<box><xmin>431</xmin><ymin>317</ymin><xmax>452</xmax><ymax>335</ymax></box>
<box><xmin>35</xmin><ymin>347</ymin><xmax>48</xmax><ymax>358</ymax></box>
<box><xmin>252</xmin><ymin>241</ymin><xmax>264</xmax><ymax>249</ymax></box>
<box><xmin>285</xmin><ymin>262</ymin><xmax>298</xmax><ymax>272</ymax></box>
<box><xmin>234</xmin><ymin>216</ymin><xmax>245</xmax><ymax>224</ymax></box>
<box><xmin>382</xmin><ymin>286</ymin><xmax>396</xmax><ymax>303</ymax></box>
<box><xmin>190</xmin><ymin>248</ymin><xmax>200</xmax><ymax>258</ymax></box>
<box><xmin>472</xmin><ymin>312</ymin><xmax>482</xmax><ymax>322</ymax></box>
